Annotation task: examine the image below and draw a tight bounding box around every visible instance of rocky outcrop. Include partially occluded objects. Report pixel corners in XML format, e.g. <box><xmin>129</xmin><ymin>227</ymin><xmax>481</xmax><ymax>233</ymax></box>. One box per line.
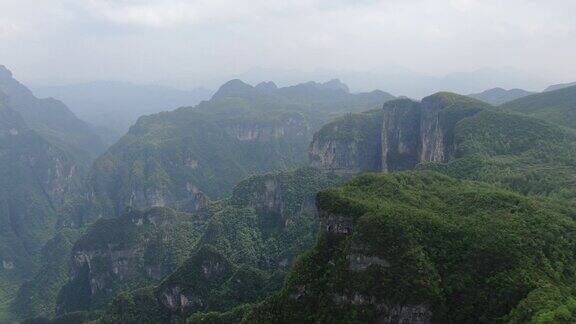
<box><xmin>309</xmin><ymin>111</ymin><xmax>383</xmax><ymax>174</ymax></box>
<box><xmin>321</xmin><ymin>211</ymin><xmax>354</xmax><ymax>236</ymax></box>
<box><xmin>311</xmin><ymin>93</ymin><xmax>487</xmax><ymax>174</ymax></box>
<box><xmin>381</xmin><ymin>99</ymin><xmax>422</xmax><ymax>171</ymax></box>
<box><xmin>118</xmin><ymin>184</ymin><xmax>208</xmax><ymax>215</ymax></box>
<box><xmin>0</xmin><ymin>99</ymin><xmax>85</xmax><ymax>282</ymax></box>
<box><xmin>223</xmin><ymin>114</ymin><xmax>307</xmax><ymax>142</ymax></box>
<box><xmin>156</xmin><ymin>246</ymin><xmax>233</xmax><ymax>321</ymax></box>
<box><xmin>57</xmin><ymin>208</ymin><xmax>205</xmax><ymax>314</ymax></box>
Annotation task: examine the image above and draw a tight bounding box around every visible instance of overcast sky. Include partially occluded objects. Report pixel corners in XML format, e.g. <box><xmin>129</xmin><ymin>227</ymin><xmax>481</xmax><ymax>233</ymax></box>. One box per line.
<box><xmin>0</xmin><ymin>0</ymin><xmax>575</xmax><ymax>91</ymax></box>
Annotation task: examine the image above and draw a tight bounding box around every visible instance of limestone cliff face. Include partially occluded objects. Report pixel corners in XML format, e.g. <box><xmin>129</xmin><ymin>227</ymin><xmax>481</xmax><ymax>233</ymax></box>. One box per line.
<box><xmin>156</xmin><ymin>247</ymin><xmax>233</xmax><ymax>322</ymax></box>
<box><xmin>117</xmin><ymin>183</ymin><xmax>208</xmax><ymax>215</ymax></box>
<box><xmin>309</xmin><ymin>139</ymin><xmax>364</xmax><ymax>174</ymax></box>
<box><xmin>309</xmin><ymin>111</ymin><xmax>383</xmax><ymax>174</ymax></box>
<box><xmin>381</xmin><ymin>99</ymin><xmax>422</xmax><ymax>171</ymax></box>
<box><xmin>57</xmin><ymin>208</ymin><xmax>205</xmax><ymax>314</ymax></box>
<box><xmin>223</xmin><ymin>114</ymin><xmax>307</xmax><ymax>142</ymax></box>
<box><xmin>0</xmin><ymin>102</ymin><xmax>84</xmax><ymax>280</ymax></box>
<box><xmin>312</xmin><ymin>93</ymin><xmax>486</xmax><ymax>174</ymax></box>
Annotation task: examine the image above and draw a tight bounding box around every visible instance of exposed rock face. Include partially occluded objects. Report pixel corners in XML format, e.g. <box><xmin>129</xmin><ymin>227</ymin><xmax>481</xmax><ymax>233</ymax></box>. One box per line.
<box><xmin>312</xmin><ymin>93</ymin><xmax>485</xmax><ymax>174</ymax></box>
<box><xmin>309</xmin><ymin>111</ymin><xmax>383</xmax><ymax>174</ymax></box>
<box><xmin>0</xmin><ymin>99</ymin><xmax>85</xmax><ymax>283</ymax></box>
<box><xmin>224</xmin><ymin>114</ymin><xmax>307</xmax><ymax>142</ymax></box>
<box><xmin>381</xmin><ymin>99</ymin><xmax>422</xmax><ymax>171</ymax></box>
<box><xmin>321</xmin><ymin>211</ymin><xmax>354</xmax><ymax>236</ymax></box>
<box><xmin>310</xmin><ymin>139</ymin><xmax>366</xmax><ymax>174</ymax></box>
<box><xmin>57</xmin><ymin>208</ymin><xmax>204</xmax><ymax>314</ymax></box>
<box><xmin>118</xmin><ymin>185</ymin><xmax>208</xmax><ymax>215</ymax></box>
<box><xmin>156</xmin><ymin>246</ymin><xmax>233</xmax><ymax>322</ymax></box>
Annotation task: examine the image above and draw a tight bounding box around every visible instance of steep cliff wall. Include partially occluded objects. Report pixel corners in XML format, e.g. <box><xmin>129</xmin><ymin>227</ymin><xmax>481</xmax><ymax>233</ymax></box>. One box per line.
<box><xmin>223</xmin><ymin>113</ymin><xmax>307</xmax><ymax>142</ymax></box>
<box><xmin>381</xmin><ymin>99</ymin><xmax>422</xmax><ymax>171</ymax></box>
<box><xmin>56</xmin><ymin>208</ymin><xmax>205</xmax><ymax>314</ymax></box>
<box><xmin>309</xmin><ymin>110</ymin><xmax>383</xmax><ymax>174</ymax></box>
<box><xmin>0</xmin><ymin>101</ymin><xmax>86</xmax><ymax>316</ymax></box>
<box><xmin>312</xmin><ymin>93</ymin><xmax>489</xmax><ymax>174</ymax></box>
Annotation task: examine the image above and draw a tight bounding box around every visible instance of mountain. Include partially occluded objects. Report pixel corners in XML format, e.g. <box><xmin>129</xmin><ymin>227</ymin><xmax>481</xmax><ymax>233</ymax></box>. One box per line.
<box><xmin>544</xmin><ymin>81</ymin><xmax>576</xmax><ymax>92</ymax></box>
<box><xmin>235</xmin><ymin>66</ymin><xmax>546</xmax><ymax>99</ymax></box>
<box><xmin>37</xmin><ymin>168</ymin><xmax>341</xmax><ymax>322</ymax></box>
<box><xmin>501</xmin><ymin>85</ymin><xmax>576</xmax><ymax>129</ymax></box>
<box><xmin>0</xmin><ymin>65</ymin><xmax>105</xmax><ymax>159</ymax></box>
<box><xmin>241</xmin><ymin>171</ymin><xmax>576</xmax><ymax>323</ymax></box>
<box><xmin>0</xmin><ymin>98</ymin><xmax>87</xmax><ymax>321</ymax></box>
<box><xmin>33</xmin><ymin>81</ymin><xmax>213</xmax><ymax>144</ymax></box>
<box><xmin>70</xmin><ymin>79</ymin><xmax>393</xmax><ymax>224</ymax></box>
<box><xmin>310</xmin><ymin>92</ymin><xmax>576</xmax><ymax>200</ymax></box>
<box><xmin>467</xmin><ymin>87</ymin><xmax>533</xmax><ymax>105</ymax></box>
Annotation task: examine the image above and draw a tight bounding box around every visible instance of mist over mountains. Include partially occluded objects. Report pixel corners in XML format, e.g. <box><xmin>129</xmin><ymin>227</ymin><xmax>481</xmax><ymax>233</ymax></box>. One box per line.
<box><xmin>33</xmin><ymin>81</ymin><xmax>212</xmax><ymax>145</ymax></box>
<box><xmin>2</xmin><ymin>0</ymin><xmax>576</xmax><ymax>322</ymax></box>
<box><xmin>222</xmin><ymin>66</ymin><xmax>549</xmax><ymax>99</ymax></box>
<box><xmin>2</xmin><ymin>56</ymin><xmax>576</xmax><ymax>323</ymax></box>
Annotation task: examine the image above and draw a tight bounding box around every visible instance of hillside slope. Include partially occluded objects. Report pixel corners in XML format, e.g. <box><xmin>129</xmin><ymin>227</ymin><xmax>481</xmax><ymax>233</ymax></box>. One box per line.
<box><xmin>244</xmin><ymin>172</ymin><xmax>576</xmax><ymax>323</ymax></box>
<box><xmin>502</xmin><ymin>85</ymin><xmax>576</xmax><ymax>130</ymax></box>
<box><xmin>0</xmin><ymin>99</ymin><xmax>87</xmax><ymax>321</ymax></box>
<box><xmin>467</xmin><ymin>87</ymin><xmax>533</xmax><ymax>105</ymax></box>
<box><xmin>0</xmin><ymin>65</ymin><xmax>105</xmax><ymax>159</ymax></box>
<box><xmin>33</xmin><ymin>81</ymin><xmax>213</xmax><ymax>144</ymax></box>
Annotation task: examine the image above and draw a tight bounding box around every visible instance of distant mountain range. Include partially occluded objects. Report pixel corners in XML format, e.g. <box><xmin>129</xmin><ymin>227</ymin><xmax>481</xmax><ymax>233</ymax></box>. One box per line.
<box><xmin>227</xmin><ymin>66</ymin><xmax>548</xmax><ymax>99</ymax></box>
<box><xmin>467</xmin><ymin>87</ymin><xmax>534</xmax><ymax>105</ymax></box>
<box><xmin>502</xmin><ymin>84</ymin><xmax>576</xmax><ymax>129</ymax></box>
<box><xmin>33</xmin><ymin>81</ymin><xmax>213</xmax><ymax>145</ymax></box>
<box><xmin>544</xmin><ymin>81</ymin><xmax>576</xmax><ymax>92</ymax></box>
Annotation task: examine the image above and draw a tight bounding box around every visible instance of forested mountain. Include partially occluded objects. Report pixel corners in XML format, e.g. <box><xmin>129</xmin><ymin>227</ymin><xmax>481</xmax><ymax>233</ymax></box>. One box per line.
<box><xmin>0</xmin><ymin>66</ymin><xmax>105</xmax><ymax>159</ymax></box>
<box><xmin>22</xmin><ymin>168</ymin><xmax>340</xmax><ymax>322</ymax></box>
<box><xmin>544</xmin><ymin>81</ymin><xmax>576</xmax><ymax>92</ymax></box>
<box><xmin>0</xmin><ymin>66</ymin><xmax>105</xmax><ymax>322</ymax></box>
<box><xmin>33</xmin><ymin>81</ymin><xmax>213</xmax><ymax>145</ymax></box>
<box><xmin>241</xmin><ymin>172</ymin><xmax>576</xmax><ymax>323</ymax></box>
<box><xmin>6</xmin><ymin>64</ymin><xmax>576</xmax><ymax>324</ymax></box>
<box><xmin>0</xmin><ymin>95</ymin><xmax>87</xmax><ymax>321</ymax></box>
<box><xmin>69</xmin><ymin>79</ymin><xmax>393</xmax><ymax>225</ymax></box>
<box><xmin>502</xmin><ymin>85</ymin><xmax>576</xmax><ymax>130</ymax></box>
<box><xmin>310</xmin><ymin>92</ymin><xmax>576</xmax><ymax>200</ymax></box>
<box><xmin>467</xmin><ymin>87</ymin><xmax>533</xmax><ymax>105</ymax></box>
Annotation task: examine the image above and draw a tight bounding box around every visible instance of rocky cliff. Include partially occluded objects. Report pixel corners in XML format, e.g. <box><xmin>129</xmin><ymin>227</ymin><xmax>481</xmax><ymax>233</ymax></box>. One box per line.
<box><xmin>73</xmin><ymin>79</ymin><xmax>391</xmax><ymax>224</ymax></box>
<box><xmin>311</xmin><ymin>93</ymin><xmax>488</xmax><ymax>174</ymax></box>
<box><xmin>309</xmin><ymin>110</ymin><xmax>383</xmax><ymax>174</ymax></box>
<box><xmin>55</xmin><ymin>208</ymin><xmax>206</xmax><ymax>314</ymax></box>
<box><xmin>91</xmin><ymin>168</ymin><xmax>342</xmax><ymax>323</ymax></box>
<box><xmin>0</xmin><ymin>98</ymin><xmax>86</xmax><ymax>320</ymax></box>
<box><xmin>312</xmin><ymin>91</ymin><xmax>576</xmax><ymax>202</ymax></box>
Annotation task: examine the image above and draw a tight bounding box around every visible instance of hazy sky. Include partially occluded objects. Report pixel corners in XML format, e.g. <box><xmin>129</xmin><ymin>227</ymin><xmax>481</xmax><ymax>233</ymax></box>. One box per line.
<box><xmin>0</xmin><ymin>0</ymin><xmax>575</xmax><ymax>90</ymax></box>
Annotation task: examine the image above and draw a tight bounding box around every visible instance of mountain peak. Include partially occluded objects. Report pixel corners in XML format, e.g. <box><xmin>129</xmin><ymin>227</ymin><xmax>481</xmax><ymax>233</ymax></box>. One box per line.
<box><xmin>255</xmin><ymin>81</ymin><xmax>278</xmax><ymax>92</ymax></box>
<box><xmin>212</xmin><ymin>79</ymin><xmax>255</xmax><ymax>99</ymax></box>
<box><xmin>322</xmin><ymin>79</ymin><xmax>349</xmax><ymax>93</ymax></box>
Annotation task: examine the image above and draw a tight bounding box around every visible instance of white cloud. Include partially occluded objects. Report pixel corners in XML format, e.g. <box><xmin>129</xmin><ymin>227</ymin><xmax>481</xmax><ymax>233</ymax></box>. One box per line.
<box><xmin>81</xmin><ymin>0</ymin><xmax>319</xmax><ymax>28</ymax></box>
<box><xmin>0</xmin><ymin>0</ymin><xmax>574</xmax><ymax>88</ymax></box>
